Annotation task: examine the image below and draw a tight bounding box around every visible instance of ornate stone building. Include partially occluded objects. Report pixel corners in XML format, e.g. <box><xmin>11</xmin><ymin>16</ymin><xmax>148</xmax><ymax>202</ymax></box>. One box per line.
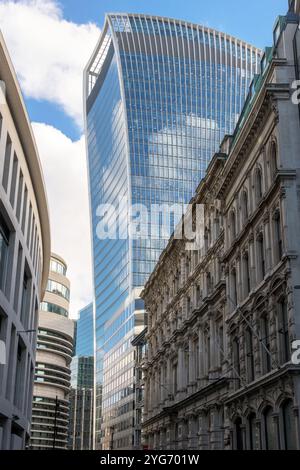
<box><xmin>142</xmin><ymin>6</ymin><xmax>300</xmax><ymax>450</ymax></box>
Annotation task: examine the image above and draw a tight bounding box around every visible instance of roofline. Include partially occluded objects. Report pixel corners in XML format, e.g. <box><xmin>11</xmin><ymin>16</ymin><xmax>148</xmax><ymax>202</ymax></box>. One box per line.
<box><xmin>51</xmin><ymin>252</ymin><xmax>68</xmax><ymax>269</ymax></box>
<box><xmin>78</xmin><ymin>302</ymin><xmax>93</xmax><ymax>314</ymax></box>
<box><xmin>104</xmin><ymin>12</ymin><xmax>262</xmax><ymax>50</ymax></box>
<box><xmin>0</xmin><ymin>31</ymin><xmax>51</xmax><ymax>295</ymax></box>
<box><xmin>84</xmin><ymin>12</ymin><xmax>263</xmax><ymax>87</ymax></box>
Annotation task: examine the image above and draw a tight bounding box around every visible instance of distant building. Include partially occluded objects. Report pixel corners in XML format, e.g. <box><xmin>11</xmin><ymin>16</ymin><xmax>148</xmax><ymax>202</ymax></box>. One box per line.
<box><xmin>75</xmin><ymin>303</ymin><xmax>93</xmax><ymax>357</ymax></box>
<box><xmin>0</xmin><ymin>32</ymin><xmax>51</xmax><ymax>449</ymax></box>
<box><xmin>30</xmin><ymin>254</ymin><xmax>75</xmax><ymax>450</ymax></box>
<box><xmin>142</xmin><ymin>8</ymin><xmax>300</xmax><ymax>450</ymax></box>
<box><xmin>68</xmin><ymin>303</ymin><xmax>94</xmax><ymax>450</ymax></box>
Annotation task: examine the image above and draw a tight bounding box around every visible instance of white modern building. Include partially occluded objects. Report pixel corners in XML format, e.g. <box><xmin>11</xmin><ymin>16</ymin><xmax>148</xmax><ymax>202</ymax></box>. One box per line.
<box><xmin>30</xmin><ymin>254</ymin><xmax>75</xmax><ymax>450</ymax></box>
<box><xmin>0</xmin><ymin>32</ymin><xmax>51</xmax><ymax>449</ymax></box>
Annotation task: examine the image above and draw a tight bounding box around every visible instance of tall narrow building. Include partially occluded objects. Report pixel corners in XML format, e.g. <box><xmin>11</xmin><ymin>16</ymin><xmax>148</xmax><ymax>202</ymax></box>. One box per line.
<box><xmin>84</xmin><ymin>13</ymin><xmax>261</xmax><ymax>449</ymax></box>
<box><xmin>68</xmin><ymin>303</ymin><xmax>94</xmax><ymax>450</ymax></box>
<box><xmin>30</xmin><ymin>254</ymin><xmax>75</xmax><ymax>450</ymax></box>
<box><xmin>0</xmin><ymin>32</ymin><xmax>51</xmax><ymax>450</ymax></box>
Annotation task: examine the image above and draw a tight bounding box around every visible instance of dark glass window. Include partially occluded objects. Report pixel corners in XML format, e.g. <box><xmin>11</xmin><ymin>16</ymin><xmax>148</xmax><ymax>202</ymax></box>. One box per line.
<box><xmin>235</xmin><ymin>417</ymin><xmax>243</xmax><ymax>450</ymax></box>
<box><xmin>282</xmin><ymin>400</ymin><xmax>297</xmax><ymax>450</ymax></box>
<box><xmin>245</xmin><ymin>327</ymin><xmax>255</xmax><ymax>383</ymax></box>
<box><xmin>261</xmin><ymin>315</ymin><xmax>272</xmax><ymax>374</ymax></box>
<box><xmin>264</xmin><ymin>407</ymin><xmax>277</xmax><ymax>450</ymax></box>
<box><xmin>248</xmin><ymin>413</ymin><xmax>256</xmax><ymax>450</ymax></box>
<box><xmin>278</xmin><ymin>299</ymin><xmax>289</xmax><ymax>365</ymax></box>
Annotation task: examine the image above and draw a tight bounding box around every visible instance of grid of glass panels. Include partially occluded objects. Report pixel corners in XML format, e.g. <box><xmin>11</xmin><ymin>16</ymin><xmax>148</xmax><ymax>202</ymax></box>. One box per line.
<box><xmin>86</xmin><ymin>50</ymin><xmax>129</xmax><ymax>446</ymax></box>
<box><xmin>85</xmin><ymin>13</ymin><xmax>261</xmax><ymax>449</ymax></box>
<box><xmin>76</xmin><ymin>303</ymin><xmax>94</xmax><ymax>357</ymax></box>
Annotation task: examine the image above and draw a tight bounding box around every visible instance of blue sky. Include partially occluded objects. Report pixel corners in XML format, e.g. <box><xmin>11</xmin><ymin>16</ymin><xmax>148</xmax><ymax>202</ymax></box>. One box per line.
<box><xmin>25</xmin><ymin>0</ymin><xmax>288</xmax><ymax>141</ymax></box>
<box><xmin>59</xmin><ymin>0</ymin><xmax>287</xmax><ymax>46</ymax></box>
<box><xmin>0</xmin><ymin>0</ymin><xmax>289</xmax><ymax>316</ymax></box>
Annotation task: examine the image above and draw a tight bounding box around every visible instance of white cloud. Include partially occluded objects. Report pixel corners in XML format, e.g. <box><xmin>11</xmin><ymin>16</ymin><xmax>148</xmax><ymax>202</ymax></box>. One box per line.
<box><xmin>0</xmin><ymin>0</ymin><xmax>100</xmax><ymax>126</ymax></box>
<box><xmin>0</xmin><ymin>0</ymin><xmax>99</xmax><ymax>317</ymax></box>
<box><xmin>32</xmin><ymin>122</ymin><xmax>92</xmax><ymax>318</ymax></box>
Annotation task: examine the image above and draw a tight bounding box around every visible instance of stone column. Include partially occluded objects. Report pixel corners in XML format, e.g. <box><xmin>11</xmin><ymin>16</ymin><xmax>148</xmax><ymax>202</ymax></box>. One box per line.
<box><xmin>188</xmin><ymin>337</ymin><xmax>196</xmax><ymax>392</ymax></box>
<box><xmin>177</xmin><ymin>344</ymin><xmax>184</xmax><ymax>399</ymax></box>
<box><xmin>209</xmin><ymin>315</ymin><xmax>218</xmax><ymax>378</ymax></box>
<box><xmin>166</xmin><ymin>356</ymin><xmax>172</xmax><ymax>402</ymax></box>
<box><xmin>181</xmin><ymin>256</ymin><xmax>186</xmax><ymax>286</ymax></box>
<box><xmin>159</xmin><ymin>428</ymin><xmax>166</xmax><ymax>450</ymax></box>
<box><xmin>166</xmin><ymin>421</ymin><xmax>176</xmax><ymax>450</ymax></box>
<box><xmin>198</xmin><ymin>326</ymin><xmax>205</xmax><ymax>387</ymax></box>
<box><xmin>148</xmin><ymin>433</ymin><xmax>154</xmax><ymax>450</ymax></box>
<box><xmin>153</xmin><ymin>370</ymin><xmax>158</xmax><ymax>411</ymax></box>
<box><xmin>160</xmin><ymin>362</ymin><xmax>165</xmax><ymax>405</ymax></box>
<box><xmin>144</xmin><ymin>376</ymin><xmax>149</xmax><ymax>417</ymax></box>
<box><xmin>198</xmin><ymin>411</ymin><xmax>209</xmax><ymax>450</ymax></box>
<box><xmin>188</xmin><ymin>414</ymin><xmax>199</xmax><ymax>449</ymax></box>
<box><xmin>177</xmin><ymin>419</ymin><xmax>188</xmax><ymax>449</ymax></box>
<box><xmin>236</xmin><ymin>255</ymin><xmax>242</xmax><ymax>304</ymax></box>
<box><xmin>249</xmin><ymin>233</ymin><xmax>256</xmax><ymax>288</ymax></box>
<box><xmin>263</xmin><ymin>212</ymin><xmax>272</xmax><ymax>273</ymax></box>
<box><xmin>269</xmin><ymin>210</ymin><xmax>277</xmax><ymax>267</ymax></box>
<box><xmin>253</xmin><ymin>311</ymin><xmax>262</xmax><ymax>378</ymax></box>
<box><xmin>210</xmin><ymin>407</ymin><xmax>224</xmax><ymax>450</ymax></box>
<box><xmin>255</xmin><ymin>420</ymin><xmax>261</xmax><ymax>450</ymax></box>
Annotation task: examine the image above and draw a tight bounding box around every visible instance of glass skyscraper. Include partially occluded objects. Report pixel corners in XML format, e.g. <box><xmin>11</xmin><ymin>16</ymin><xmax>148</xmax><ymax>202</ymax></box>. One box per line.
<box><xmin>69</xmin><ymin>304</ymin><xmax>94</xmax><ymax>450</ymax></box>
<box><xmin>84</xmin><ymin>13</ymin><xmax>260</xmax><ymax>449</ymax></box>
<box><xmin>75</xmin><ymin>303</ymin><xmax>94</xmax><ymax>357</ymax></box>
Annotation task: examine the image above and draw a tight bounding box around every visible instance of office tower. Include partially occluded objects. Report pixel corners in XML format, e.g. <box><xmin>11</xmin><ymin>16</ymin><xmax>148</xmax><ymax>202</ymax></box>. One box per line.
<box><xmin>0</xmin><ymin>32</ymin><xmax>51</xmax><ymax>450</ymax></box>
<box><xmin>68</xmin><ymin>303</ymin><xmax>94</xmax><ymax>450</ymax></box>
<box><xmin>84</xmin><ymin>13</ymin><xmax>261</xmax><ymax>449</ymax></box>
<box><xmin>30</xmin><ymin>254</ymin><xmax>75</xmax><ymax>450</ymax></box>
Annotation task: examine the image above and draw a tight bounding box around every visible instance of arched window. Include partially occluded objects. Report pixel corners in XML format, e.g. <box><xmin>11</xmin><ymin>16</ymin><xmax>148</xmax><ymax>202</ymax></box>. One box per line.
<box><xmin>206</xmin><ymin>272</ymin><xmax>212</xmax><ymax>295</ymax></box>
<box><xmin>218</xmin><ymin>325</ymin><xmax>224</xmax><ymax>366</ymax></box>
<box><xmin>184</xmin><ymin>344</ymin><xmax>189</xmax><ymax>386</ymax></box>
<box><xmin>255</xmin><ymin>167</ymin><xmax>263</xmax><ymax>204</ymax></box>
<box><xmin>261</xmin><ymin>314</ymin><xmax>272</xmax><ymax>374</ymax></box>
<box><xmin>247</xmin><ymin>413</ymin><xmax>256</xmax><ymax>450</ymax></box>
<box><xmin>229</xmin><ymin>210</ymin><xmax>237</xmax><ymax>243</ymax></box>
<box><xmin>231</xmin><ymin>268</ymin><xmax>238</xmax><ymax>307</ymax></box>
<box><xmin>257</xmin><ymin>232</ymin><xmax>266</xmax><ymax>280</ymax></box>
<box><xmin>204</xmin><ymin>227</ymin><xmax>209</xmax><ymax>251</ymax></box>
<box><xmin>281</xmin><ymin>400</ymin><xmax>297</xmax><ymax>450</ymax></box>
<box><xmin>233</xmin><ymin>336</ymin><xmax>241</xmax><ymax>389</ymax></box>
<box><xmin>195</xmin><ymin>338</ymin><xmax>200</xmax><ymax>379</ymax></box>
<box><xmin>208</xmin><ymin>218</ymin><xmax>212</xmax><ymax>245</ymax></box>
<box><xmin>204</xmin><ymin>328</ymin><xmax>211</xmax><ymax>375</ymax></box>
<box><xmin>245</xmin><ymin>327</ymin><xmax>255</xmax><ymax>383</ymax></box>
<box><xmin>187</xmin><ymin>296</ymin><xmax>191</xmax><ymax>315</ymax></box>
<box><xmin>263</xmin><ymin>407</ymin><xmax>277</xmax><ymax>450</ymax></box>
<box><xmin>278</xmin><ymin>298</ymin><xmax>289</xmax><ymax>365</ymax></box>
<box><xmin>215</xmin><ymin>210</ymin><xmax>220</xmax><ymax>239</ymax></box>
<box><xmin>243</xmin><ymin>252</ymin><xmax>251</xmax><ymax>298</ymax></box>
<box><xmin>270</xmin><ymin>141</ymin><xmax>278</xmax><ymax>180</ymax></box>
<box><xmin>241</xmin><ymin>190</ymin><xmax>249</xmax><ymax>226</ymax></box>
<box><xmin>274</xmin><ymin>210</ymin><xmax>283</xmax><ymax>263</ymax></box>
<box><xmin>186</xmin><ymin>255</ymin><xmax>190</xmax><ymax>277</ymax></box>
<box><xmin>234</xmin><ymin>417</ymin><xmax>244</xmax><ymax>450</ymax></box>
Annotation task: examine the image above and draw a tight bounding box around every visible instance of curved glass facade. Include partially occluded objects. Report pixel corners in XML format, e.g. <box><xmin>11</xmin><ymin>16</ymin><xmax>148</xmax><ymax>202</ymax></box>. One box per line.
<box><xmin>84</xmin><ymin>13</ymin><xmax>261</xmax><ymax>449</ymax></box>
